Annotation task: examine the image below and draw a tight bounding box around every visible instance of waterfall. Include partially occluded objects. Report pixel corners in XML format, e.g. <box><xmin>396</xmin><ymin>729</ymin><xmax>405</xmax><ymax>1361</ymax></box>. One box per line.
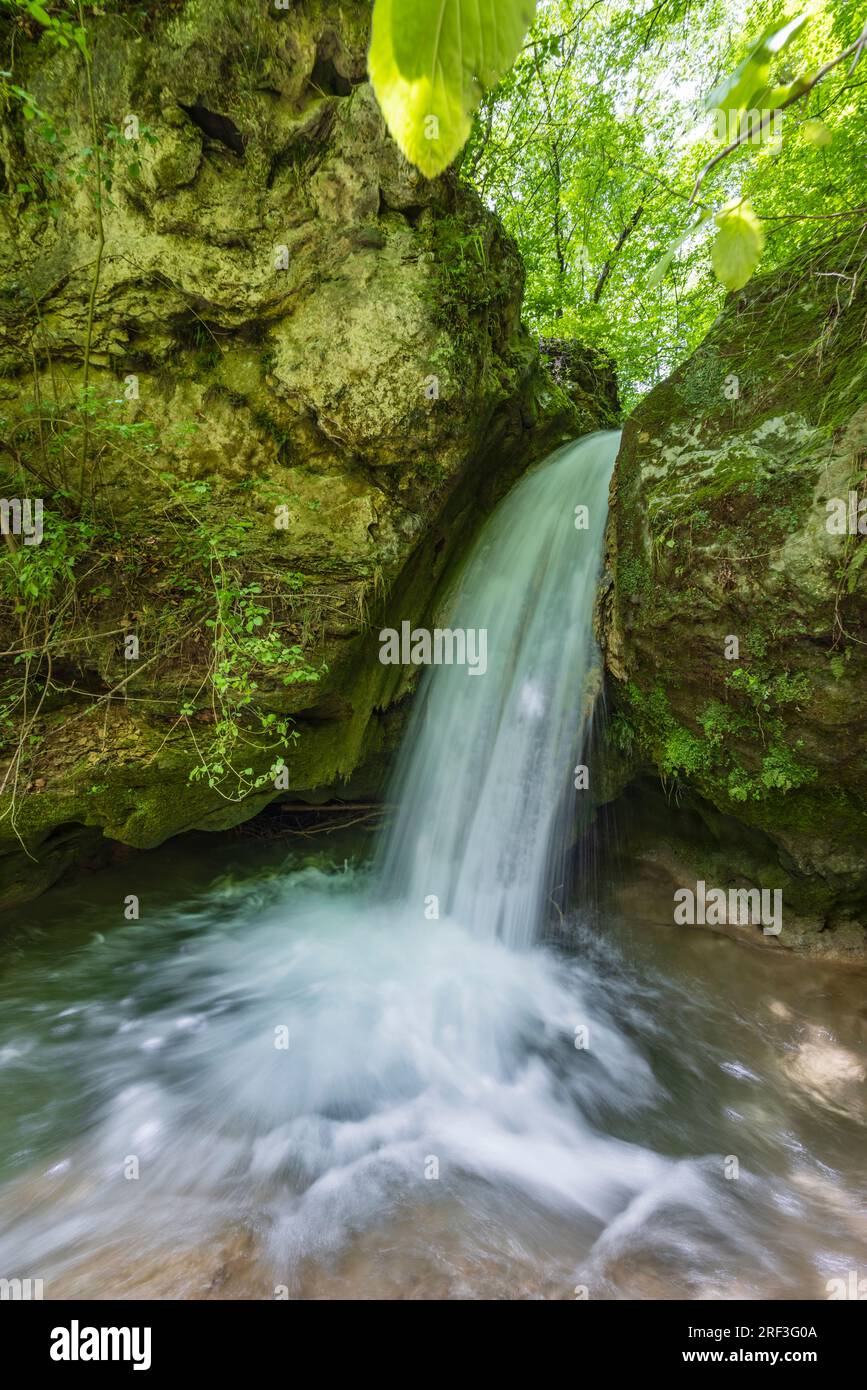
<box><xmin>4</xmin><ymin>426</ymin><xmax>852</xmax><ymax>1300</ymax></box>
<box><xmin>0</xmin><ymin>428</ymin><xmax>709</xmax><ymax>1292</ymax></box>
<box><xmin>379</xmin><ymin>431</ymin><xmax>620</xmax><ymax>947</ymax></box>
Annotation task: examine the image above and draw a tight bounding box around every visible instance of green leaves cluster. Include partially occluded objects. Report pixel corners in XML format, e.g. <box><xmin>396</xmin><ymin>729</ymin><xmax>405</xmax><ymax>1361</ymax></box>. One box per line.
<box><xmin>1</xmin><ymin>0</ymin><xmax>88</xmax><ymax>55</ymax></box>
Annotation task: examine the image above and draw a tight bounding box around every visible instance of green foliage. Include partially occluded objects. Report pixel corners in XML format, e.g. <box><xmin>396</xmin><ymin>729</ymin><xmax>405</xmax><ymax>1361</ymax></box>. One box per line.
<box><xmin>152</xmin><ymin>470</ymin><xmax>324</xmax><ymax>800</ymax></box>
<box><xmin>624</xmin><ymin>667</ymin><xmax>817</xmax><ymax>808</ymax></box>
<box><xmin>654</xmin><ymin>7</ymin><xmax>862</xmax><ymax>291</ymax></box>
<box><xmin>703</xmin><ymin>12</ymin><xmax>810</xmax><ymax>121</ymax></box>
<box><xmin>1</xmin><ymin>509</ymin><xmax>93</xmax><ymax>608</ymax></box>
<box><xmin>660</xmin><ymin>725</ymin><xmax>710</xmax><ymax>780</ymax></box>
<box><xmin>698</xmin><ymin>700</ymin><xmax>740</xmax><ymax>746</ymax></box>
<box><xmin>461</xmin><ymin>0</ymin><xmax>867</xmax><ymax>403</ymax></box>
<box><xmin>1</xmin><ymin>0</ymin><xmax>88</xmax><ymax>56</ymax></box>
<box><xmin>0</xmin><ymin>390</ymin><xmax>324</xmax><ymax>812</ymax></box>
<box><xmin>725</xmin><ymin>666</ymin><xmax>812</xmax><ymax>712</ymax></box>
<box><xmin>608</xmin><ymin>710</ymin><xmax>635</xmax><ymax>756</ymax></box>
<box><xmin>0</xmin><ymin>3</ymin><xmax>325</xmax><ymax>812</ymax></box>
<box><xmin>726</xmin><ymin>740</ymin><xmax>816</xmax><ymax>800</ymax></box>
<box><xmin>625</xmin><ymin>683</ymin><xmax>710</xmax><ymax>782</ymax></box>
<box><xmin>369</xmin><ymin>0</ymin><xmax>537</xmax><ymax>176</ymax></box>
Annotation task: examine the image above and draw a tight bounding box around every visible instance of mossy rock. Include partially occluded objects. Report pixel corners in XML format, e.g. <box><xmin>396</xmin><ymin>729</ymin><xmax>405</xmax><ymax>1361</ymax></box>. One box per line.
<box><xmin>0</xmin><ymin>0</ymin><xmax>616</xmax><ymax>908</ymax></box>
<box><xmin>602</xmin><ymin>232</ymin><xmax>867</xmax><ymax>954</ymax></box>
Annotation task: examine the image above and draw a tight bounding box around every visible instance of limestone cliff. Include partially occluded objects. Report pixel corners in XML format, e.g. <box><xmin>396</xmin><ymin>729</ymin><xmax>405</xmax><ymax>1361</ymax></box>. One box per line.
<box><xmin>0</xmin><ymin>0</ymin><xmax>609</xmax><ymax>905</ymax></box>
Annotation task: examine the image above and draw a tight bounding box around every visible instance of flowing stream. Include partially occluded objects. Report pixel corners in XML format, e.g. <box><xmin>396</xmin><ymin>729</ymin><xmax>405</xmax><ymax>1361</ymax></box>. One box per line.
<box><xmin>0</xmin><ymin>433</ymin><xmax>864</xmax><ymax>1300</ymax></box>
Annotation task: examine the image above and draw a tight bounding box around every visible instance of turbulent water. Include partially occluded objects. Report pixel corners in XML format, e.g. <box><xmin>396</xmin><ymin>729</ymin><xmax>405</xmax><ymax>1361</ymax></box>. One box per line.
<box><xmin>0</xmin><ymin>432</ymin><xmax>864</xmax><ymax>1300</ymax></box>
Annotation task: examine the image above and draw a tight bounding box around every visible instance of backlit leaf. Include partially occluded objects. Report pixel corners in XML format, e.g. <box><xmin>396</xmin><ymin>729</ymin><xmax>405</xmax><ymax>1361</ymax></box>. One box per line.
<box><xmin>369</xmin><ymin>0</ymin><xmax>537</xmax><ymax>178</ymax></box>
<box><xmin>704</xmin><ymin>13</ymin><xmax>810</xmax><ymax>120</ymax></box>
<box><xmin>711</xmin><ymin>200</ymin><xmax>766</xmax><ymax>291</ymax></box>
<box><xmin>802</xmin><ymin>117</ymin><xmax>832</xmax><ymax>146</ymax></box>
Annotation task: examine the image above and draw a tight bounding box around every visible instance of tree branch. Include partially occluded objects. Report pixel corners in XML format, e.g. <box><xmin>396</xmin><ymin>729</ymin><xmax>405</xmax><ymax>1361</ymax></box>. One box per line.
<box><xmin>688</xmin><ymin>26</ymin><xmax>867</xmax><ymax>208</ymax></box>
<box><xmin>593</xmin><ymin>203</ymin><xmax>644</xmax><ymax>302</ymax></box>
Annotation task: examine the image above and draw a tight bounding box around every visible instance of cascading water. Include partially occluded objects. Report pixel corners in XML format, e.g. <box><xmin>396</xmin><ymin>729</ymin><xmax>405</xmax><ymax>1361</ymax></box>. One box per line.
<box><xmin>0</xmin><ymin>432</ymin><xmax>864</xmax><ymax>1299</ymax></box>
<box><xmin>379</xmin><ymin>432</ymin><xmax>617</xmax><ymax>947</ymax></box>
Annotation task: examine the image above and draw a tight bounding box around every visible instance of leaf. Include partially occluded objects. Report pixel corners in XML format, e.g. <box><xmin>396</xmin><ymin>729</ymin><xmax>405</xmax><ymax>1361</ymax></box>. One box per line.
<box><xmin>27</xmin><ymin>3</ymin><xmax>54</xmax><ymax>27</ymax></box>
<box><xmin>369</xmin><ymin>0</ymin><xmax>468</xmax><ymax>175</ymax></box>
<box><xmin>647</xmin><ymin>209</ymin><xmax>714</xmax><ymax>287</ymax></box>
<box><xmin>369</xmin><ymin>0</ymin><xmax>537</xmax><ymax>177</ymax></box>
<box><xmin>711</xmin><ymin>200</ymin><xmax>766</xmax><ymax>291</ymax></box>
<box><xmin>802</xmin><ymin>117</ymin><xmax>832</xmax><ymax>147</ymax></box>
<box><xmin>758</xmin><ymin>73</ymin><xmax>812</xmax><ymax>110</ymax></box>
<box><xmin>704</xmin><ymin>12</ymin><xmax>810</xmax><ymax>119</ymax></box>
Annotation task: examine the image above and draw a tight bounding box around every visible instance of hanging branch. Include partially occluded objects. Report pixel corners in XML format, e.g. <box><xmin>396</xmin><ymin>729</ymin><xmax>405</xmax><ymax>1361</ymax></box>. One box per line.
<box><xmin>688</xmin><ymin>23</ymin><xmax>867</xmax><ymax>208</ymax></box>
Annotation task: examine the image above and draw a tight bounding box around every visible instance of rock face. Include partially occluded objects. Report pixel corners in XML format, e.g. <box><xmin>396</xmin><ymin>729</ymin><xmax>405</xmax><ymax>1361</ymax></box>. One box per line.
<box><xmin>0</xmin><ymin>0</ymin><xmax>610</xmax><ymax>906</ymax></box>
<box><xmin>538</xmin><ymin>338</ymin><xmax>620</xmax><ymax>434</ymax></box>
<box><xmin>602</xmin><ymin>233</ymin><xmax>867</xmax><ymax>955</ymax></box>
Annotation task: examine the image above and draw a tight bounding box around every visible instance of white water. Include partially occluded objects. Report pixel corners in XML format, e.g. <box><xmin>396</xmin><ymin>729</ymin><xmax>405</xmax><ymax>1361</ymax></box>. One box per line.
<box><xmin>1</xmin><ymin>431</ymin><xmax>863</xmax><ymax>1298</ymax></box>
<box><xmin>380</xmin><ymin>432</ymin><xmax>616</xmax><ymax>946</ymax></box>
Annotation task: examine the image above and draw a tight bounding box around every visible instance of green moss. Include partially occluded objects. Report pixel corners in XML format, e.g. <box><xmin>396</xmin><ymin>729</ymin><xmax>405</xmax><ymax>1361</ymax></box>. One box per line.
<box><xmin>623</xmin><ymin>671</ymin><xmax>818</xmax><ymax>812</ymax></box>
<box><xmin>618</xmin><ymin>554</ymin><xmax>651</xmax><ymax>598</ymax></box>
<box><xmin>673</xmin><ymin>344</ymin><xmax>756</xmax><ymax>420</ymax></box>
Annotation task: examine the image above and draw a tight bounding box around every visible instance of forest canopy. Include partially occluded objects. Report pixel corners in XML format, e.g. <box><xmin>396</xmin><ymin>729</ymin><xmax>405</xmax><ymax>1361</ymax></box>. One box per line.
<box><xmin>372</xmin><ymin>0</ymin><xmax>867</xmax><ymax>404</ymax></box>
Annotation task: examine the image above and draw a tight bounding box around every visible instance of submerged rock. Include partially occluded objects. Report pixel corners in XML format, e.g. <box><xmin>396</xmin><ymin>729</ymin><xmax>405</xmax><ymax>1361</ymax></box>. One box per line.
<box><xmin>602</xmin><ymin>232</ymin><xmax>867</xmax><ymax>956</ymax></box>
<box><xmin>0</xmin><ymin>1</ymin><xmax>615</xmax><ymax>906</ymax></box>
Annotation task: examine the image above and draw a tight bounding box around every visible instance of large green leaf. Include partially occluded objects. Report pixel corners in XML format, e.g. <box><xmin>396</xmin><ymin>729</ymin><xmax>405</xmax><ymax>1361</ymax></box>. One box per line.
<box><xmin>753</xmin><ymin>72</ymin><xmax>812</xmax><ymax>113</ymax></box>
<box><xmin>711</xmin><ymin>200</ymin><xmax>766</xmax><ymax>291</ymax></box>
<box><xmin>369</xmin><ymin>0</ymin><xmax>537</xmax><ymax>177</ymax></box>
<box><xmin>704</xmin><ymin>12</ymin><xmax>810</xmax><ymax>120</ymax></box>
<box><xmin>802</xmin><ymin>117</ymin><xmax>832</xmax><ymax>146</ymax></box>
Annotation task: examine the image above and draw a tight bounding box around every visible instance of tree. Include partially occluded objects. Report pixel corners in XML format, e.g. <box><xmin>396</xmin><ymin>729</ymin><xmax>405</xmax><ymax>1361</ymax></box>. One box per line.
<box><xmin>370</xmin><ymin>0</ymin><xmax>867</xmax><ymax>404</ymax></box>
